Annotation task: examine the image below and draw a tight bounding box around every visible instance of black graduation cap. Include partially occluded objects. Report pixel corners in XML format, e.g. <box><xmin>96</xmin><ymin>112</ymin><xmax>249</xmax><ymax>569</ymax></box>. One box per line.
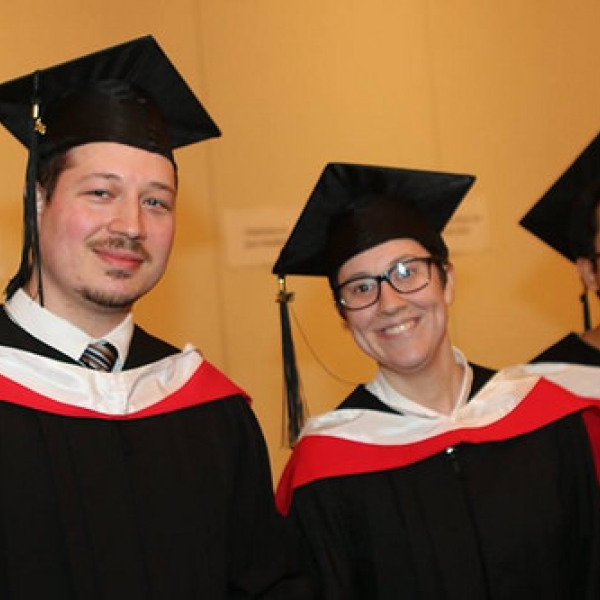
<box><xmin>519</xmin><ymin>131</ymin><xmax>600</xmax><ymax>330</ymax></box>
<box><xmin>519</xmin><ymin>130</ymin><xmax>600</xmax><ymax>263</ymax></box>
<box><xmin>0</xmin><ymin>34</ymin><xmax>220</xmax><ymax>161</ymax></box>
<box><xmin>0</xmin><ymin>35</ymin><xmax>220</xmax><ymax>301</ymax></box>
<box><xmin>272</xmin><ymin>162</ymin><xmax>475</xmax><ymax>446</ymax></box>
<box><xmin>273</xmin><ymin>163</ymin><xmax>475</xmax><ymax>278</ymax></box>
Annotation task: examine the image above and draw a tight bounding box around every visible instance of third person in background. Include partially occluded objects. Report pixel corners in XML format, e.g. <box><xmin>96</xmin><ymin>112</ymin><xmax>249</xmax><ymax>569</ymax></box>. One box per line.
<box><xmin>521</xmin><ymin>130</ymin><xmax>600</xmax><ymax>365</ymax></box>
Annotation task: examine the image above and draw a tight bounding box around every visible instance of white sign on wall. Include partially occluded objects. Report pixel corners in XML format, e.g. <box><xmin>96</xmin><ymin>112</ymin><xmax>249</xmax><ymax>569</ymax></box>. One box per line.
<box><xmin>444</xmin><ymin>193</ymin><xmax>490</xmax><ymax>254</ymax></box>
<box><xmin>221</xmin><ymin>206</ymin><xmax>298</xmax><ymax>267</ymax></box>
<box><xmin>221</xmin><ymin>195</ymin><xmax>490</xmax><ymax>268</ymax></box>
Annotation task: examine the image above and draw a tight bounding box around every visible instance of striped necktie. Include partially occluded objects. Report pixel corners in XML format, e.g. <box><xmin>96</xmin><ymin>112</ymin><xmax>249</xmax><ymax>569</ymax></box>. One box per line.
<box><xmin>79</xmin><ymin>340</ymin><xmax>118</xmax><ymax>372</ymax></box>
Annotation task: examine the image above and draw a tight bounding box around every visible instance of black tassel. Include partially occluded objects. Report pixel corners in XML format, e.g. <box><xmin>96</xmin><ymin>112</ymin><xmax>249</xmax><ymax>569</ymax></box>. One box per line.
<box><xmin>580</xmin><ymin>288</ymin><xmax>591</xmax><ymax>332</ymax></box>
<box><xmin>6</xmin><ymin>71</ymin><xmax>44</xmax><ymax>303</ymax></box>
<box><xmin>277</xmin><ymin>276</ymin><xmax>307</xmax><ymax>447</ymax></box>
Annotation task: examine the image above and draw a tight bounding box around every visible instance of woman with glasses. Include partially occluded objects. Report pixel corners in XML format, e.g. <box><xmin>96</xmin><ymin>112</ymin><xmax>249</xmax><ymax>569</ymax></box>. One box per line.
<box><xmin>521</xmin><ymin>132</ymin><xmax>600</xmax><ymax>366</ymax></box>
<box><xmin>272</xmin><ymin>162</ymin><xmax>600</xmax><ymax>599</ymax></box>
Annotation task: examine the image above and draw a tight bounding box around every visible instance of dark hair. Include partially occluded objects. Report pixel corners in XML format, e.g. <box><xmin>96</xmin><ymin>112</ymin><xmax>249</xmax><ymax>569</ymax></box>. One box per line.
<box><xmin>37</xmin><ymin>151</ymin><xmax>71</xmax><ymax>201</ymax></box>
<box><xmin>4</xmin><ymin>151</ymin><xmax>71</xmax><ymax>298</ymax></box>
<box><xmin>325</xmin><ymin>196</ymin><xmax>449</xmax><ymax>289</ymax></box>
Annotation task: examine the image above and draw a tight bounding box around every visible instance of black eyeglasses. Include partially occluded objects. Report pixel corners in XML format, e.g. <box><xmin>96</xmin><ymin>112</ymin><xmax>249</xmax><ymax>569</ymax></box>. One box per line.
<box><xmin>335</xmin><ymin>257</ymin><xmax>444</xmax><ymax>311</ymax></box>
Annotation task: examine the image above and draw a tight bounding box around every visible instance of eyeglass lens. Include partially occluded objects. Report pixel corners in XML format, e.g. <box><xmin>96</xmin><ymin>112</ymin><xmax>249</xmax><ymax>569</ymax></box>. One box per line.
<box><xmin>338</xmin><ymin>258</ymin><xmax>434</xmax><ymax>310</ymax></box>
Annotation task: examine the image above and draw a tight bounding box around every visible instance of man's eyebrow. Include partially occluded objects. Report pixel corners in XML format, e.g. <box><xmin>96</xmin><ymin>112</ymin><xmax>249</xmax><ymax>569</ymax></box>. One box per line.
<box><xmin>75</xmin><ymin>172</ymin><xmax>122</xmax><ymax>183</ymax></box>
<box><xmin>146</xmin><ymin>181</ymin><xmax>177</xmax><ymax>194</ymax></box>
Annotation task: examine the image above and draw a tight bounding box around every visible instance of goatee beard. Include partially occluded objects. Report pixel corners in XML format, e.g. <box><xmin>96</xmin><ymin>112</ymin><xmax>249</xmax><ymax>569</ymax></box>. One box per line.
<box><xmin>81</xmin><ymin>286</ymin><xmax>139</xmax><ymax>310</ymax></box>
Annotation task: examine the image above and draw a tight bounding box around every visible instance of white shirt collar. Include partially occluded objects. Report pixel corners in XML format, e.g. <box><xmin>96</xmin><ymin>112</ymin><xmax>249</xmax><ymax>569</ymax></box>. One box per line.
<box><xmin>4</xmin><ymin>288</ymin><xmax>134</xmax><ymax>371</ymax></box>
<box><xmin>0</xmin><ymin>343</ymin><xmax>202</xmax><ymax>415</ymax></box>
<box><xmin>365</xmin><ymin>347</ymin><xmax>473</xmax><ymax>419</ymax></box>
<box><xmin>299</xmin><ymin>362</ymin><xmax>600</xmax><ymax>446</ymax></box>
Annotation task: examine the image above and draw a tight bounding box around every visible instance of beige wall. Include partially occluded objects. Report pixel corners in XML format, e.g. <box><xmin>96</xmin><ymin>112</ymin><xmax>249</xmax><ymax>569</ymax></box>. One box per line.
<box><xmin>1</xmin><ymin>1</ymin><xmax>600</xmax><ymax>478</ymax></box>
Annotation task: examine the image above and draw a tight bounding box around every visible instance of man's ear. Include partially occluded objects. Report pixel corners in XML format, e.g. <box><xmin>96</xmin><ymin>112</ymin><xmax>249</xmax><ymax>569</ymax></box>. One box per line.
<box><xmin>576</xmin><ymin>257</ymin><xmax>599</xmax><ymax>292</ymax></box>
<box><xmin>35</xmin><ymin>184</ymin><xmax>46</xmax><ymax>215</ymax></box>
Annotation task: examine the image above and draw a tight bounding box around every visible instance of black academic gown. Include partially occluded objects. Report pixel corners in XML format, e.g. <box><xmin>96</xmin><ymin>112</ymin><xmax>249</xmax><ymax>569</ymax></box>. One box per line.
<box><xmin>532</xmin><ymin>332</ymin><xmax>600</xmax><ymax>366</ymax></box>
<box><xmin>282</xmin><ymin>365</ymin><xmax>600</xmax><ymax>600</ymax></box>
<box><xmin>0</xmin><ymin>308</ymin><xmax>312</xmax><ymax>599</ymax></box>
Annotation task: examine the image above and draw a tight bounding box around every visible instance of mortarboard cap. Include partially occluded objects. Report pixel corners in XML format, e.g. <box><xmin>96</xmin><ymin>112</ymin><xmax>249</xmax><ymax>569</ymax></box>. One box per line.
<box><xmin>519</xmin><ymin>130</ymin><xmax>600</xmax><ymax>263</ymax></box>
<box><xmin>273</xmin><ymin>162</ymin><xmax>475</xmax><ymax>279</ymax></box>
<box><xmin>0</xmin><ymin>35</ymin><xmax>220</xmax><ymax>302</ymax></box>
<box><xmin>272</xmin><ymin>163</ymin><xmax>475</xmax><ymax>447</ymax></box>
<box><xmin>0</xmin><ymin>34</ymin><xmax>220</xmax><ymax>163</ymax></box>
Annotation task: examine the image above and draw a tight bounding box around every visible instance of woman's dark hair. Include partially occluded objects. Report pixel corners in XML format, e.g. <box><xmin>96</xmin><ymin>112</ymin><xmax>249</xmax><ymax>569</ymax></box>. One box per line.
<box><xmin>325</xmin><ymin>196</ymin><xmax>449</xmax><ymax>290</ymax></box>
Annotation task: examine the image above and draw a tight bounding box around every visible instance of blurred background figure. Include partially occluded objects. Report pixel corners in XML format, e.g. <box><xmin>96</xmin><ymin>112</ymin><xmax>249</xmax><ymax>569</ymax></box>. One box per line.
<box><xmin>521</xmin><ymin>131</ymin><xmax>600</xmax><ymax>366</ymax></box>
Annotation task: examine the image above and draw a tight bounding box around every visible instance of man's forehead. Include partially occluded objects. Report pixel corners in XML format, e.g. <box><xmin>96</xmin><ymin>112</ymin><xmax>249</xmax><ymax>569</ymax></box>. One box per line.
<box><xmin>61</xmin><ymin>143</ymin><xmax>176</xmax><ymax>183</ymax></box>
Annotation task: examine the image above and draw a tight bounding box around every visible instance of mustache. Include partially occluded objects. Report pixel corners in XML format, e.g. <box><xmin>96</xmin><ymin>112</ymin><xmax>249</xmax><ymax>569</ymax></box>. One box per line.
<box><xmin>90</xmin><ymin>237</ymin><xmax>151</xmax><ymax>261</ymax></box>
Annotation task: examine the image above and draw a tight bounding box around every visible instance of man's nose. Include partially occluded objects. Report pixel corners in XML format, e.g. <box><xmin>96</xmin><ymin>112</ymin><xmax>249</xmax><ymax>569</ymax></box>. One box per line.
<box><xmin>107</xmin><ymin>197</ymin><xmax>145</xmax><ymax>239</ymax></box>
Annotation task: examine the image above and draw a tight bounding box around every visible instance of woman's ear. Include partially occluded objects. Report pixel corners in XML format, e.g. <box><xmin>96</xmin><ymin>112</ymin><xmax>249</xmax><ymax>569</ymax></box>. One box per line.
<box><xmin>576</xmin><ymin>257</ymin><xmax>599</xmax><ymax>292</ymax></box>
<box><xmin>442</xmin><ymin>261</ymin><xmax>456</xmax><ymax>305</ymax></box>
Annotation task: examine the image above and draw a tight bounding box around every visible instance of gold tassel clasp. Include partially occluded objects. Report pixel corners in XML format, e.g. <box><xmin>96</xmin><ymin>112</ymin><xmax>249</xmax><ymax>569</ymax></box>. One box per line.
<box><xmin>277</xmin><ymin>276</ymin><xmax>294</xmax><ymax>304</ymax></box>
<box><xmin>32</xmin><ymin>102</ymin><xmax>46</xmax><ymax>135</ymax></box>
